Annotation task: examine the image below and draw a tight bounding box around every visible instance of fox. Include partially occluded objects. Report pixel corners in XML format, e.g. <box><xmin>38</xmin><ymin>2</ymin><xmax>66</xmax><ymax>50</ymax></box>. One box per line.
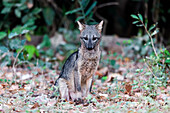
<box><xmin>55</xmin><ymin>20</ymin><xmax>104</xmax><ymax>102</ymax></box>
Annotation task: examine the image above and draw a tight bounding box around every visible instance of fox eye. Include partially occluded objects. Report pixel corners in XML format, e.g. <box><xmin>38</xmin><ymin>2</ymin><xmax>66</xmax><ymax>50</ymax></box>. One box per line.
<box><xmin>84</xmin><ymin>37</ymin><xmax>88</xmax><ymax>40</ymax></box>
<box><xmin>92</xmin><ymin>37</ymin><xmax>97</xmax><ymax>41</ymax></box>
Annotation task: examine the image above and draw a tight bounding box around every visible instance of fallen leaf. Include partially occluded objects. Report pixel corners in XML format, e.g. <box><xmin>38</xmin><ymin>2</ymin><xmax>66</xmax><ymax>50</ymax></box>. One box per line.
<box><xmin>1</xmin><ymin>83</ymin><xmax>9</xmax><ymax>87</ymax></box>
<box><xmin>56</xmin><ymin>53</ymin><xmax>65</xmax><ymax>61</ymax></box>
<box><xmin>5</xmin><ymin>72</ymin><xmax>13</xmax><ymax>79</ymax></box>
<box><xmin>0</xmin><ymin>84</ymin><xmax>3</xmax><ymax>89</ymax></box>
<box><xmin>69</xmin><ymin>101</ymin><xmax>74</xmax><ymax>104</ymax></box>
<box><xmin>19</xmin><ymin>88</ymin><xmax>26</xmax><ymax>91</ymax></box>
<box><xmin>21</xmin><ymin>74</ymin><xmax>33</xmax><ymax>80</ymax></box>
<box><xmin>125</xmin><ymin>82</ymin><xmax>132</xmax><ymax>94</ymax></box>
<box><xmin>124</xmin><ymin>57</ymin><xmax>130</xmax><ymax>62</ymax></box>
<box><xmin>24</xmin><ymin>84</ymin><xmax>31</xmax><ymax>91</ymax></box>
<box><xmin>0</xmin><ymin>88</ymin><xmax>5</xmax><ymax>95</ymax></box>
<box><xmin>31</xmin><ymin>103</ymin><xmax>40</xmax><ymax>109</ymax></box>
<box><xmin>47</xmin><ymin>99</ymin><xmax>56</xmax><ymax>106</ymax></box>
<box><xmin>98</xmin><ymin>93</ymin><xmax>108</xmax><ymax>100</ymax></box>
<box><xmin>106</xmin><ymin>73</ymin><xmax>123</xmax><ymax>82</ymax></box>
<box><xmin>96</xmin><ymin>67</ymin><xmax>108</xmax><ymax>78</ymax></box>
<box><xmin>8</xmin><ymin>85</ymin><xmax>19</xmax><ymax>91</ymax></box>
<box><xmin>95</xmin><ymin>71</ymin><xmax>103</xmax><ymax>78</ymax></box>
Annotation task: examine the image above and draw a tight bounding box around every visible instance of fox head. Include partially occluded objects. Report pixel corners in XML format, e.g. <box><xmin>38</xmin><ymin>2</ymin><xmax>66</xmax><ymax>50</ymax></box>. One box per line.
<box><xmin>77</xmin><ymin>21</ymin><xmax>103</xmax><ymax>50</ymax></box>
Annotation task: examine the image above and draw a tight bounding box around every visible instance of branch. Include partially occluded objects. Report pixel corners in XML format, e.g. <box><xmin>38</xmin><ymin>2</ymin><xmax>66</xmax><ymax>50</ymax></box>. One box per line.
<box><xmin>97</xmin><ymin>2</ymin><xmax>119</xmax><ymax>8</ymax></box>
<box><xmin>93</xmin><ymin>2</ymin><xmax>119</xmax><ymax>35</ymax></box>
<box><xmin>0</xmin><ymin>52</ymin><xmax>7</xmax><ymax>61</ymax></box>
<box><xmin>140</xmin><ymin>20</ymin><xmax>158</xmax><ymax>58</ymax></box>
<box><xmin>144</xmin><ymin>60</ymin><xmax>157</xmax><ymax>78</ymax></box>
<box><xmin>12</xmin><ymin>47</ymin><xmax>24</xmax><ymax>84</ymax></box>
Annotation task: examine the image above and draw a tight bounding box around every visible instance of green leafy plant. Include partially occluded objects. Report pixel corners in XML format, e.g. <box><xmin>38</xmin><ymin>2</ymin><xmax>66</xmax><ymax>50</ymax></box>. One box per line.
<box><xmin>1</xmin><ymin>0</ymin><xmax>42</xmax><ymax>31</ymax></box>
<box><xmin>65</xmin><ymin>0</ymin><xmax>97</xmax><ymax>23</ymax></box>
<box><xmin>23</xmin><ymin>45</ymin><xmax>39</xmax><ymax>60</ymax></box>
<box><xmin>123</xmin><ymin>35</ymin><xmax>153</xmax><ymax>60</ymax></box>
<box><xmin>131</xmin><ymin>13</ymin><xmax>170</xmax><ymax>97</ymax></box>
<box><xmin>131</xmin><ymin>14</ymin><xmax>159</xmax><ymax>58</ymax></box>
<box><xmin>0</xmin><ymin>25</ymin><xmax>39</xmax><ymax>67</ymax></box>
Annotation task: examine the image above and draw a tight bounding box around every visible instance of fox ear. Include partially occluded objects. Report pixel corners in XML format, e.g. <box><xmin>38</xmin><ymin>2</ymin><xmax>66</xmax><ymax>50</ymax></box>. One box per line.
<box><xmin>77</xmin><ymin>21</ymin><xmax>85</xmax><ymax>31</ymax></box>
<box><xmin>96</xmin><ymin>20</ymin><xmax>104</xmax><ymax>32</ymax></box>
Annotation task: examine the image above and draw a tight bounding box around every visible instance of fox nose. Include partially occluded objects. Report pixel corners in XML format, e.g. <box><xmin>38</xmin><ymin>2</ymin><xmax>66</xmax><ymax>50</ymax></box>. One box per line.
<box><xmin>87</xmin><ymin>40</ymin><xmax>93</xmax><ymax>50</ymax></box>
<box><xmin>87</xmin><ymin>46</ymin><xmax>93</xmax><ymax>50</ymax></box>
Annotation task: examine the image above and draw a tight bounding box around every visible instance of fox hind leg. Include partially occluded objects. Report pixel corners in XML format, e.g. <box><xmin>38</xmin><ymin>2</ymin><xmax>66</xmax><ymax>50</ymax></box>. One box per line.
<box><xmin>58</xmin><ymin>78</ymin><xmax>69</xmax><ymax>101</ymax></box>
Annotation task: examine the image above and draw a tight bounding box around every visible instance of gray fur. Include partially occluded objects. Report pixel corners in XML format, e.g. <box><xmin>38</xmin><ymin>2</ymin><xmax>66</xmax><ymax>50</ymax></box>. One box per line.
<box><xmin>55</xmin><ymin>21</ymin><xmax>103</xmax><ymax>101</ymax></box>
<box><xmin>80</xmin><ymin>25</ymin><xmax>101</xmax><ymax>50</ymax></box>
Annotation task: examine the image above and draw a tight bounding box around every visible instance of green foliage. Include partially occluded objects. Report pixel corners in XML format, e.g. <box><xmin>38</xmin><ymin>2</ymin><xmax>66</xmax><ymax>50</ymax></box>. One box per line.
<box><xmin>42</xmin><ymin>7</ymin><xmax>55</xmax><ymax>26</ymax></box>
<box><xmin>0</xmin><ymin>32</ymin><xmax>7</xmax><ymax>40</ymax></box>
<box><xmin>8</xmin><ymin>26</ymin><xmax>29</xmax><ymax>39</ymax></box>
<box><xmin>23</xmin><ymin>45</ymin><xmax>39</xmax><ymax>60</ymax></box>
<box><xmin>101</xmin><ymin>52</ymin><xmax>120</xmax><ymax>70</ymax></box>
<box><xmin>131</xmin><ymin>13</ymin><xmax>170</xmax><ymax>97</ymax></box>
<box><xmin>0</xmin><ymin>25</ymin><xmax>41</xmax><ymax>67</ymax></box>
<box><xmin>123</xmin><ymin>35</ymin><xmax>153</xmax><ymax>60</ymax></box>
<box><xmin>37</xmin><ymin>35</ymin><xmax>51</xmax><ymax>49</ymax></box>
<box><xmin>65</xmin><ymin>0</ymin><xmax>97</xmax><ymax>24</ymax></box>
<box><xmin>0</xmin><ymin>0</ymin><xmax>42</xmax><ymax>31</ymax></box>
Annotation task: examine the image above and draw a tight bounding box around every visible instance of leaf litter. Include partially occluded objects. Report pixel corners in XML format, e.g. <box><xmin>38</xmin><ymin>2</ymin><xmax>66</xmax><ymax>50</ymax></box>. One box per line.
<box><xmin>0</xmin><ymin>57</ymin><xmax>169</xmax><ymax>112</ymax></box>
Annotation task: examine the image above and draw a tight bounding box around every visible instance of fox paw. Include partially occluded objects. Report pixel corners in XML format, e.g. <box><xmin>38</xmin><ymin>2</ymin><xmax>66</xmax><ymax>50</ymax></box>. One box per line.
<box><xmin>74</xmin><ymin>98</ymin><xmax>84</xmax><ymax>105</ymax></box>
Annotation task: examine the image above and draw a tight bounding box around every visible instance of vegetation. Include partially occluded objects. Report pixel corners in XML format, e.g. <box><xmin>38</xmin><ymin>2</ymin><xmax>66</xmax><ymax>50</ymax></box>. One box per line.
<box><xmin>0</xmin><ymin>0</ymin><xmax>169</xmax><ymax>112</ymax></box>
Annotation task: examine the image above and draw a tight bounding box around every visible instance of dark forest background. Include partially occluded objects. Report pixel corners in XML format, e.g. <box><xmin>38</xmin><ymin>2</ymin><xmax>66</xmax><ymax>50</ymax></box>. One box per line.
<box><xmin>0</xmin><ymin>0</ymin><xmax>170</xmax><ymax>46</ymax></box>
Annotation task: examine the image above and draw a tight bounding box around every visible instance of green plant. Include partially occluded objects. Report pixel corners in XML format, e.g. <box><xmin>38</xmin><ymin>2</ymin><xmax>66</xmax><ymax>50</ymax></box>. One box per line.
<box><xmin>1</xmin><ymin>0</ymin><xmax>42</xmax><ymax>31</ymax></box>
<box><xmin>123</xmin><ymin>35</ymin><xmax>154</xmax><ymax>60</ymax></box>
<box><xmin>131</xmin><ymin>14</ymin><xmax>159</xmax><ymax>58</ymax></box>
<box><xmin>131</xmin><ymin>13</ymin><xmax>170</xmax><ymax>97</ymax></box>
<box><xmin>100</xmin><ymin>52</ymin><xmax>120</xmax><ymax>71</ymax></box>
<box><xmin>0</xmin><ymin>25</ymin><xmax>39</xmax><ymax>67</ymax></box>
<box><xmin>65</xmin><ymin>0</ymin><xmax>97</xmax><ymax>24</ymax></box>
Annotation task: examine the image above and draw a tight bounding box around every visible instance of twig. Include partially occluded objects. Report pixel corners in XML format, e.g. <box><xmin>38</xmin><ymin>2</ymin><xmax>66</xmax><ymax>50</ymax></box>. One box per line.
<box><xmin>16</xmin><ymin>61</ymin><xmax>30</xmax><ymax>67</ymax></box>
<box><xmin>93</xmin><ymin>2</ymin><xmax>119</xmax><ymax>35</ymax></box>
<box><xmin>0</xmin><ymin>52</ymin><xmax>7</xmax><ymax>61</ymax></box>
<box><xmin>12</xmin><ymin>47</ymin><xmax>24</xmax><ymax>85</ymax></box>
<box><xmin>140</xmin><ymin>20</ymin><xmax>158</xmax><ymax>58</ymax></box>
<box><xmin>97</xmin><ymin>2</ymin><xmax>119</xmax><ymax>8</ymax></box>
<box><xmin>95</xmin><ymin>12</ymin><xmax>108</xmax><ymax>35</ymax></box>
<box><xmin>48</xmin><ymin>0</ymin><xmax>62</xmax><ymax>13</ymax></box>
<box><xmin>144</xmin><ymin>60</ymin><xmax>157</xmax><ymax>78</ymax></box>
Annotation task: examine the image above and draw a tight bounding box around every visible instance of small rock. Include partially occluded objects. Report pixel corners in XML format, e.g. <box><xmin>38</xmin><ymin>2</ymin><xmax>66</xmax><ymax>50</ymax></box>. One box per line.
<box><xmin>21</xmin><ymin>74</ymin><xmax>33</xmax><ymax>80</ymax></box>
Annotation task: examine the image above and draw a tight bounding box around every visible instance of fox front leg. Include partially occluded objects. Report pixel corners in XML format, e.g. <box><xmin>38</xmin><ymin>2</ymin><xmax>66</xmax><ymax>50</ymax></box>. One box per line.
<box><xmin>89</xmin><ymin>75</ymin><xmax>94</xmax><ymax>93</ymax></box>
<box><xmin>86</xmin><ymin>76</ymin><xmax>93</xmax><ymax>96</ymax></box>
<box><xmin>74</xmin><ymin>70</ymin><xmax>82</xmax><ymax>101</ymax></box>
<box><xmin>82</xmin><ymin>76</ymin><xmax>93</xmax><ymax>97</ymax></box>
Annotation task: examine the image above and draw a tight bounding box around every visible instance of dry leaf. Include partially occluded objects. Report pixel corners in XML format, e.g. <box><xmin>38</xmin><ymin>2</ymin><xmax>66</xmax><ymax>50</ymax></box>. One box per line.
<box><xmin>24</xmin><ymin>84</ymin><xmax>31</xmax><ymax>91</ymax></box>
<box><xmin>106</xmin><ymin>73</ymin><xmax>123</xmax><ymax>82</ymax></box>
<box><xmin>47</xmin><ymin>99</ymin><xmax>57</xmax><ymax>106</ymax></box>
<box><xmin>21</xmin><ymin>74</ymin><xmax>33</xmax><ymax>80</ymax></box>
<box><xmin>95</xmin><ymin>71</ymin><xmax>103</xmax><ymax>78</ymax></box>
<box><xmin>9</xmin><ymin>85</ymin><xmax>19</xmax><ymax>91</ymax></box>
<box><xmin>125</xmin><ymin>82</ymin><xmax>132</xmax><ymax>94</ymax></box>
<box><xmin>6</xmin><ymin>72</ymin><xmax>13</xmax><ymax>79</ymax></box>
<box><xmin>56</xmin><ymin>53</ymin><xmax>65</xmax><ymax>61</ymax></box>
<box><xmin>0</xmin><ymin>88</ymin><xmax>5</xmax><ymax>95</ymax></box>
<box><xmin>96</xmin><ymin>67</ymin><xmax>108</xmax><ymax>78</ymax></box>
<box><xmin>98</xmin><ymin>93</ymin><xmax>108</xmax><ymax>100</ymax></box>
<box><xmin>124</xmin><ymin>57</ymin><xmax>130</xmax><ymax>62</ymax></box>
<box><xmin>31</xmin><ymin>103</ymin><xmax>40</xmax><ymax>109</ymax></box>
<box><xmin>1</xmin><ymin>83</ymin><xmax>8</xmax><ymax>87</ymax></box>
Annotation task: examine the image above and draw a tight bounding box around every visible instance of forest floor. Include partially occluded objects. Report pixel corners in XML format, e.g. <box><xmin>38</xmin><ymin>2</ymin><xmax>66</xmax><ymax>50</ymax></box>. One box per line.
<box><xmin>0</xmin><ymin>56</ymin><xmax>169</xmax><ymax>113</ymax></box>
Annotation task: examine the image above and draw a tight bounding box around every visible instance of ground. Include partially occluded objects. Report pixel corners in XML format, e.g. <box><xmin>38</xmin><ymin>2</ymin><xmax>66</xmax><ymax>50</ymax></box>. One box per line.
<box><xmin>0</xmin><ymin>58</ymin><xmax>169</xmax><ymax>113</ymax></box>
